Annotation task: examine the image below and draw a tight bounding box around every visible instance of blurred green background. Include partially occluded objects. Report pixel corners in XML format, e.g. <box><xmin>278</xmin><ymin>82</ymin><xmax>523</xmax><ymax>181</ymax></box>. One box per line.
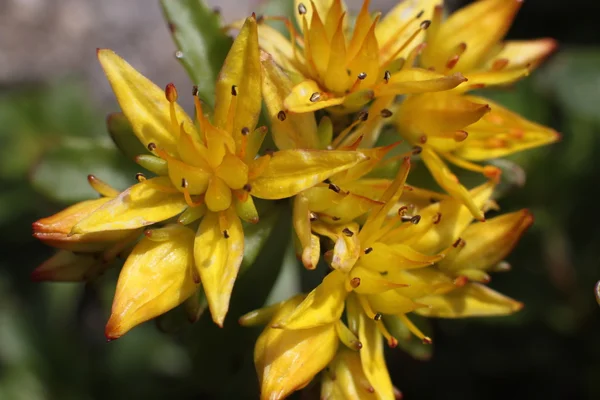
<box><xmin>1</xmin><ymin>0</ymin><xmax>599</xmax><ymax>399</ymax></box>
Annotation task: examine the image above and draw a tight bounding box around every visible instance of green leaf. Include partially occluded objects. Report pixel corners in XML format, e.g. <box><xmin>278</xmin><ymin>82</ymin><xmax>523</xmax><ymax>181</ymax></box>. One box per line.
<box><xmin>106</xmin><ymin>112</ymin><xmax>149</xmax><ymax>160</ymax></box>
<box><xmin>30</xmin><ymin>137</ymin><xmax>138</xmax><ymax>204</ymax></box>
<box><xmin>160</xmin><ymin>0</ymin><xmax>233</xmax><ymax>108</ymax></box>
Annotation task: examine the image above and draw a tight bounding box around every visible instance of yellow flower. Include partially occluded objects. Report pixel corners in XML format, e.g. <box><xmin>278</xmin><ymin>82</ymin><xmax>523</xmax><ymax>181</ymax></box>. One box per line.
<box><xmin>421</xmin><ymin>0</ymin><xmax>556</xmax><ymax>90</ymax></box>
<box><xmin>31</xmin><ymin>175</ymin><xmax>141</xmax><ymax>282</ymax></box>
<box><xmin>251</xmin><ymin>0</ymin><xmax>466</xmax><ymax>115</ymax></box>
<box><xmin>389</xmin><ymin>0</ymin><xmax>559</xmax><ymax>219</ymax></box>
<box><xmin>62</xmin><ymin>16</ymin><xmax>365</xmax><ymax>337</ymax></box>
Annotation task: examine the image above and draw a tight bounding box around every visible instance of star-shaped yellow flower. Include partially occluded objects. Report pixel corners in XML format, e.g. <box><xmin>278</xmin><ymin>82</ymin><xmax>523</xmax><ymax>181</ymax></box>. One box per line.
<box><xmin>46</xmin><ymin>16</ymin><xmax>367</xmax><ymax>338</ymax></box>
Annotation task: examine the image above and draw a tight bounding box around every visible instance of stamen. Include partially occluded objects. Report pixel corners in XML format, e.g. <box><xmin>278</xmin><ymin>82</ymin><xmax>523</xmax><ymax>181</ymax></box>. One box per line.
<box><xmin>147</xmin><ymin>142</ymin><xmax>157</xmax><ymax>151</ymax></box>
<box><xmin>277</xmin><ymin>110</ymin><xmax>287</xmax><ymax>121</ymax></box>
<box><xmin>298</xmin><ymin>2</ymin><xmax>307</xmax><ymax>14</ymax></box>
<box><xmin>243</xmin><ymin>183</ymin><xmax>252</xmax><ymax>192</ymax></box>
<box><xmin>419</xmin><ymin>135</ymin><xmax>428</xmax><ymax>144</ymax></box>
<box><xmin>332</xmin><ymin>216</ymin><xmax>341</xmax><ymax>221</ymax></box>
<box><xmin>364</xmin><ymin>247</ymin><xmax>373</xmax><ymax>254</ymax></box>
<box><xmin>492</xmin><ymin>58</ymin><xmax>509</xmax><ymax>71</ymax></box>
<box><xmin>310</xmin><ymin>92</ymin><xmax>321</xmax><ymax>102</ymax></box>
<box><xmin>376</xmin><ymin>319</ymin><xmax>399</xmax><ymax>348</ymax></box>
<box><xmin>226</xmin><ymin>85</ymin><xmax>239</xmax><ymax>133</ymax></box>
<box><xmin>331</xmin><ymin>114</ymin><xmax>365</xmax><ymax>148</ymax></box>
<box><xmin>397</xmin><ymin>314</ymin><xmax>432</xmax><ymax>344</ymax></box>
<box><xmin>87</xmin><ymin>174</ymin><xmax>119</xmax><ymax>197</ymax></box>
<box><xmin>181</xmin><ymin>178</ymin><xmax>204</xmax><ymax>207</ymax></box>
<box><xmin>419</xmin><ymin>20</ymin><xmax>431</xmax><ymax>30</ymax></box>
<box><xmin>165</xmin><ymin>83</ymin><xmax>180</xmax><ymax>138</ymax></box>
<box><xmin>342</xmin><ymin>227</ymin><xmax>354</xmax><ymax>237</ymax></box>
<box><xmin>350</xmin><ymin>277</ymin><xmax>361</xmax><ymax>288</ymax></box>
<box><xmin>309</xmin><ymin>212</ymin><xmax>318</xmax><ymax>221</ymax></box>
<box><xmin>433</xmin><ymin>212</ymin><xmax>442</xmax><ymax>224</ymax></box>
<box><xmin>223</xmin><ymin>230</ymin><xmax>230</xmax><ymax>239</ymax></box>
<box><xmin>357</xmin><ymin>72</ymin><xmax>367</xmax><ymax>80</ymax></box>
<box><xmin>412</xmin><ymin>145</ymin><xmax>423</xmax><ymax>155</ymax></box>
<box><xmin>193</xmin><ymin>89</ymin><xmax>208</xmax><ymax>143</ymax></box>
<box><xmin>328</xmin><ymin>183</ymin><xmax>341</xmax><ymax>193</ymax></box>
<box><xmin>135</xmin><ymin>173</ymin><xmax>146</xmax><ymax>182</ymax></box>
<box><xmin>380</xmin><ymin>109</ymin><xmax>393</xmax><ymax>118</ymax></box>
<box><xmin>384</xmin><ymin>70</ymin><xmax>391</xmax><ymax>83</ymax></box>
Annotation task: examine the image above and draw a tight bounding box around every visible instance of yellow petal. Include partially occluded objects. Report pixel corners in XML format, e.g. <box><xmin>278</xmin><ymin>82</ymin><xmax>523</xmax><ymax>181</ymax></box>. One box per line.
<box><xmin>205</xmin><ymin>176</ymin><xmax>233</xmax><ymax>212</ymax></box>
<box><xmin>349</xmin><ymin>265</ymin><xmax>408</xmax><ymax>295</ymax></box>
<box><xmin>105</xmin><ymin>225</ymin><xmax>197</xmax><ymax>338</ymax></box>
<box><xmin>234</xmin><ymin>194</ymin><xmax>259</xmax><ymax>224</ymax></box>
<box><xmin>332</xmin><ymin>142</ymin><xmax>399</xmax><ymax>183</ymax></box>
<box><xmin>374</xmin><ymin>69</ymin><xmax>467</xmax><ymax>97</ymax></box>
<box><xmin>194</xmin><ymin>209</ymin><xmax>244</xmax><ymax>326</ymax></box>
<box><xmin>483</xmin><ymin>38</ymin><xmax>557</xmax><ymax>71</ymax></box>
<box><xmin>419</xmin><ymin>148</ymin><xmax>486</xmax><ymax>220</ymax></box>
<box><xmin>442</xmin><ymin>209</ymin><xmax>533</xmax><ymax>272</ymax></box>
<box><xmin>312</xmin><ymin>222</ymin><xmax>361</xmax><ymax>272</ymax></box>
<box><xmin>293</xmin><ymin>194</ymin><xmax>320</xmax><ymax>269</ymax></box>
<box><xmin>376</xmin><ymin>0</ymin><xmax>437</xmax><ymax>64</ymax></box>
<box><xmin>305</xmin><ymin>2</ymin><xmax>330</xmax><ymax>78</ymax></box>
<box><xmin>346</xmin><ymin>13</ymin><xmax>381</xmax><ymax>89</ymax></box>
<box><xmin>360</xmin><ymin>242</ymin><xmax>444</xmax><ymax>273</ymax></box>
<box><xmin>215</xmin><ymin>153</ymin><xmax>249</xmax><ymax>190</ymax></box>
<box><xmin>385</xmin><ymin>267</ymin><xmax>456</xmax><ymax>299</ymax></box>
<box><xmin>256</xmin><ymin>296</ymin><xmax>338</xmax><ymax>400</ymax></box>
<box><xmin>415</xmin><ymin>283</ymin><xmax>523</xmax><ymax>318</ymax></box>
<box><xmin>319</xmin><ymin>193</ymin><xmax>383</xmax><ymax>225</ymax></box>
<box><xmin>366</xmin><ymin>288</ymin><xmax>429</xmax><ymax>315</ymax></box>
<box><xmin>260</xmin><ymin>50</ymin><xmax>319</xmax><ymax>150</ymax></box>
<box><xmin>294</xmin><ymin>0</ymin><xmax>337</xmax><ymax>32</ymax></box>
<box><xmin>323</xmin><ymin>12</ymin><xmax>351</xmax><ymax>94</ymax></box>
<box><xmin>274</xmin><ymin>270</ymin><xmax>347</xmax><ymax>329</ymax></box>
<box><xmin>395</xmin><ymin>92</ymin><xmax>490</xmax><ymax>151</ymax></box>
<box><xmin>214</xmin><ymin>16</ymin><xmax>261</xmax><ymax>148</ymax></box>
<box><xmin>166</xmin><ymin>155</ymin><xmax>211</xmax><ymax>194</ymax></box>
<box><xmin>421</xmin><ymin>0</ymin><xmax>522</xmax><ymax>71</ymax></box>
<box><xmin>357</xmin><ymin>303</ymin><xmax>395</xmax><ymax>399</ymax></box>
<box><xmin>457</xmin><ymin>67</ymin><xmax>530</xmax><ymax>91</ymax></box>
<box><xmin>33</xmin><ymin>198</ymin><xmax>112</xmax><ymax>234</ymax></box>
<box><xmin>250</xmin><ymin>149</ymin><xmax>366</xmax><ymax>199</ymax></box>
<box><xmin>254</xmin><ymin>22</ymin><xmax>305</xmax><ymax>75</ymax></box>
<box><xmin>73</xmin><ymin>178</ymin><xmax>188</xmax><ymax>233</ymax></box>
<box><xmin>322</xmin><ymin>349</ymin><xmax>379</xmax><ymax>399</ymax></box>
<box><xmin>284</xmin><ymin>79</ymin><xmax>345</xmax><ymax>113</ymax></box>
<box><xmin>97</xmin><ymin>49</ymin><xmax>193</xmax><ymax>156</ymax></box>
<box><xmin>454</xmin><ymin>95</ymin><xmax>560</xmax><ymax>160</ymax></box>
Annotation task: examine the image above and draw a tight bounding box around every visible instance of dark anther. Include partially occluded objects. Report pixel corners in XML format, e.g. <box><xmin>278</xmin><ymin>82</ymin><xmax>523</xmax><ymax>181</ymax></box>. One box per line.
<box><xmin>223</xmin><ymin>230</ymin><xmax>230</xmax><ymax>239</ymax></box>
<box><xmin>243</xmin><ymin>183</ymin><xmax>252</xmax><ymax>192</ymax></box>
<box><xmin>380</xmin><ymin>271</ymin><xmax>388</xmax><ymax>276</ymax></box>
<box><xmin>135</xmin><ymin>173</ymin><xmax>145</xmax><ymax>182</ymax></box>
<box><xmin>412</xmin><ymin>145</ymin><xmax>423</xmax><ymax>155</ymax></box>
<box><xmin>398</xmin><ymin>206</ymin><xmax>408</xmax><ymax>216</ymax></box>
<box><xmin>410</xmin><ymin>215</ymin><xmax>421</xmax><ymax>224</ymax></box>
<box><xmin>309</xmin><ymin>212</ymin><xmax>318</xmax><ymax>221</ymax></box>
<box><xmin>323</xmin><ymin>178</ymin><xmax>332</xmax><ymax>184</ymax></box>
<box><xmin>264</xmin><ymin>148</ymin><xmax>275</xmax><ymax>156</ymax></box>
<box><xmin>384</xmin><ymin>70</ymin><xmax>391</xmax><ymax>83</ymax></box>
<box><xmin>147</xmin><ymin>142</ymin><xmax>157</xmax><ymax>151</ymax></box>
<box><xmin>380</xmin><ymin>109</ymin><xmax>393</xmax><ymax>118</ymax></box>
<box><xmin>419</xmin><ymin>135</ymin><xmax>428</xmax><ymax>144</ymax></box>
<box><xmin>192</xmin><ymin>85</ymin><xmax>199</xmax><ymax>96</ymax></box>
<box><xmin>374</xmin><ymin>313</ymin><xmax>383</xmax><ymax>321</ymax></box>
<box><xmin>357</xmin><ymin>72</ymin><xmax>367</xmax><ymax>80</ymax></box>
<box><xmin>277</xmin><ymin>110</ymin><xmax>287</xmax><ymax>121</ymax></box>
<box><xmin>453</xmin><ymin>238</ymin><xmax>463</xmax><ymax>248</ymax></box>
<box><xmin>433</xmin><ymin>212</ymin><xmax>442</xmax><ymax>224</ymax></box>
<box><xmin>241</xmin><ymin>127</ymin><xmax>250</xmax><ymax>136</ymax></box>
<box><xmin>342</xmin><ymin>227</ymin><xmax>354</xmax><ymax>237</ymax></box>
<box><xmin>328</xmin><ymin>183</ymin><xmax>341</xmax><ymax>193</ymax></box>
<box><xmin>231</xmin><ymin>85</ymin><xmax>238</xmax><ymax>96</ymax></box>
<box><xmin>332</xmin><ymin>216</ymin><xmax>341</xmax><ymax>221</ymax></box>
<box><xmin>364</xmin><ymin>247</ymin><xmax>373</xmax><ymax>254</ymax></box>
<box><xmin>350</xmin><ymin>277</ymin><xmax>361</xmax><ymax>288</ymax></box>
<box><xmin>420</xmin><ymin>20</ymin><xmax>431</xmax><ymax>30</ymax></box>
<box><xmin>298</xmin><ymin>2</ymin><xmax>307</xmax><ymax>14</ymax></box>
<box><xmin>357</xmin><ymin>111</ymin><xmax>369</xmax><ymax>121</ymax></box>
<box><xmin>181</xmin><ymin>178</ymin><xmax>188</xmax><ymax>188</ymax></box>
<box><xmin>310</xmin><ymin>92</ymin><xmax>321</xmax><ymax>102</ymax></box>
<box><xmin>416</xmin><ymin>9</ymin><xmax>425</xmax><ymax>18</ymax></box>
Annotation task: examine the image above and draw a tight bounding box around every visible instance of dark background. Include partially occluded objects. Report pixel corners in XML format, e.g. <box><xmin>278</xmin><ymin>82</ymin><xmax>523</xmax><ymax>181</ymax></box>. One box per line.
<box><xmin>1</xmin><ymin>0</ymin><xmax>599</xmax><ymax>399</ymax></box>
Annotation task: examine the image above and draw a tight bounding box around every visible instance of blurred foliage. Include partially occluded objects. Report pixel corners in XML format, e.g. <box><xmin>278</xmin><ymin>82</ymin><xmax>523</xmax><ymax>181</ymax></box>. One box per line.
<box><xmin>1</xmin><ymin>0</ymin><xmax>600</xmax><ymax>399</ymax></box>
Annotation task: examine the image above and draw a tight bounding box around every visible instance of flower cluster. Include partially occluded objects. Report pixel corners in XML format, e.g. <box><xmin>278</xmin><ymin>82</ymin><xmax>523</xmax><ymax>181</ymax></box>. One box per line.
<box><xmin>31</xmin><ymin>0</ymin><xmax>558</xmax><ymax>398</ymax></box>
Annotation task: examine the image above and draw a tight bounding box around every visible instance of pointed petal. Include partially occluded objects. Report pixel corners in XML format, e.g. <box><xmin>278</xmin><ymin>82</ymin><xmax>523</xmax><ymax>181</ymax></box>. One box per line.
<box><xmin>256</xmin><ymin>296</ymin><xmax>338</xmax><ymax>400</ymax></box>
<box><xmin>73</xmin><ymin>178</ymin><xmax>188</xmax><ymax>233</ymax></box>
<box><xmin>105</xmin><ymin>225</ymin><xmax>196</xmax><ymax>338</ymax></box>
<box><xmin>358</xmin><ymin>306</ymin><xmax>394</xmax><ymax>398</ymax></box>
<box><xmin>454</xmin><ymin>95</ymin><xmax>560</xmax><ymax>160</ymax></box>
<box><xmin>214</xmin><ymin>16</ymin><xmax>261</xmax><ymax>147</ymax></box>
<box><xmin>194</xmin><ymin>209</ymin><xmax>244</xmax><ymax>326</ymax></box>
<box><xmin>293</xmin><ymin>194</ymin><xmax>321</xmax><ymax>269</ymax></box>
<box><xmin>260</xmin><ymin>50</ymin><xmax>319</xmax><ymax>150</ymax></box>
<box><xmin>349</xmin><ymin>265</ymin><xmax>408</xmax><ymax>295</ymax></box>
<box><xmin>274</xmin><ymin>270</ymin><xmax>347</xmax><ymax>329</ymax></box>
<box><xmin>422</xmin><ymin>0</ymin><xmax>522</xmax><ymax>71</ymax></box>
<box><xmin>419</xmin><ymin>148</ymin><xmax>486</xmax><ymax>220</ymax></box>
<box><xmin>305</xmin><ymin>2</ymin><xmax>331</xmax><ymax>78</ymax></box>
<box><xmin>483</xmin><ymin>38</ymin><xmax>558</xmax><ymax>71</ymax></box>
<box><xmin>374</xmin><ymin>69</ymin><xmax>467</xmax><ymax>97</ymax></box>
<box><xmin>322</xmin><ymin>349</ymin><xmax>379</xmax><ymax>399</ymax></box>
<box><xmin>395</xmin><ymin>92</ymin><xmax>490</xmax><ymax>151</ymax></box>
<box><xmin>366</xmin><ymin>289</ymin><xmax>430</xmax><ymax>315</ymax></box>
<box><xmin>324</xmin><ymin>13</ymin><xmax>351</xmax><ymax>93</ymax></box>
<box><xmin>458</xmin><ymin>67</ymin><xmax>530</xmax><ymax>91</ymax></box>
<box><xmin>415</xmin><ymin>283</ymin><xmax>523</xmax><ymax>318</ymax></box>
<box><xmin>347</xmin><ymin>14</ymin><xmax>381</xmax><ymax>89</ymax></box>
<box><xmin>250</xmin><ymin>149</ymin><xmax>366</xmax><ymax>199</ymax></box>
<box><xmin>361</xmin><ymin>242</ymin><xmax>444</xmax><ymax>273</ymax></box>
<box><xmin>442</xmin><ymin>209</ymin><xmax>533</xmax><ymax>272</ymax></box>
<box><xmin>97</xmin><ymin>49</ymin><xmax>193</xmax><ymax>155</ymax></box>
<box><xmin>284</xmin><ymin>79</ymin><xmax>346</xmax><ymax>113</ymax></box>
<box><xmin>312</xmin><ymin>222</ymin><xmax>361</xmax><ymax>272</ymax></box>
